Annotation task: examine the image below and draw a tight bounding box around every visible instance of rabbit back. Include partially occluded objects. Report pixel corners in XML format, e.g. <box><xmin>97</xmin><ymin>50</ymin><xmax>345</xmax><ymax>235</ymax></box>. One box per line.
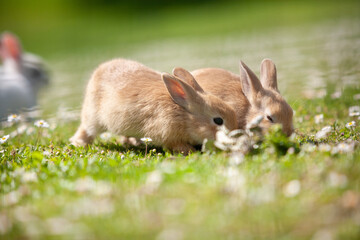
<box><xmin>82</xmin><ymin>59</ymin><xmax>197</xmax><ymax>147</ymax></box>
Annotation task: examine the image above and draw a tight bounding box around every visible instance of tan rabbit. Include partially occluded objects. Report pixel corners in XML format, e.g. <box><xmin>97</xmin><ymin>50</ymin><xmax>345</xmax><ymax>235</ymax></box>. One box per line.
<box><xmin>183</xmin><ymin>59</ymin><xmax>294</xmax><ymax>136</ymax></box>
<box><xmin>70</xmin><ymin>59</ymin><xmax>237</xmax><ymax>153</ymax></box>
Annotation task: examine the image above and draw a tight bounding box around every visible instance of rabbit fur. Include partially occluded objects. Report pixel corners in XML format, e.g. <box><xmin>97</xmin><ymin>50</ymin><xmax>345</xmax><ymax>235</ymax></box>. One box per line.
<box><xmin>187</xmin><ymin>59</ymin><xmax>294</xmax><ymax>136</ymax></box>
<box><xmin>70</xmin><ymin>58</ymin><xmax>238</xmax><ymax>153</ymax></box>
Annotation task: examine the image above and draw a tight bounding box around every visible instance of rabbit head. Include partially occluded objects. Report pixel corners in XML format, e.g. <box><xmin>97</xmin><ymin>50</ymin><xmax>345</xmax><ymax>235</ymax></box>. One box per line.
<box><xmin>240</xmin><ymin>59</ymin><xmax>294</xmax><ymax>136</ymax></box>
<box><xmin>163</xmin><ymin>70</ymin><xmax>238</xmax><ymax>142</ymax></box>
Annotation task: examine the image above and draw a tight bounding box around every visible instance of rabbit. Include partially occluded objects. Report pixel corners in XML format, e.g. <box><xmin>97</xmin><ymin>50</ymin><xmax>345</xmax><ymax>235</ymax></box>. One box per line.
<box><xmin>183</xmin><ymin>59</ymin><xmax>294</xmax><ymax>136</ymax></box>
<box><xmin>0</xmin><ymin>32</ymin><xmax>49</xmax><ymax>120</ymax></box>
<box><xmin>70</xmin><ymin>58</ymin><xmax>238</xmax><ymax>154</ymax></box>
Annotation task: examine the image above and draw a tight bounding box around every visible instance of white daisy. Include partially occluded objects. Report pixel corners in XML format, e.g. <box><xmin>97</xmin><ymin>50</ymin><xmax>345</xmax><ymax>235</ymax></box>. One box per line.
<box><xmin>331</xmin><ymin>91</ymin><xmax>342</xmax><ymax>99</ymax></box>
<box><xmin>318</xmin><ymin>144</ymin><xmax>332</xmax><ymax>152</ymax></box>
<box><xmin>34</xmin><ymin>120</ymin><xmax>49</xmax><ymax>128</ymax></box>
<box><xmin>332</xmin><ymin>142</ymin><xmax>355</xmax><ymax>154</ymax></box>
<box><xmin>283</xmin><ymin>179</ymin><xmax>301</xmax><ymax>198</ymax></box>
<box><xmin>140</xmin><ymin>137</ymin><xmax>152</xmax><ymax>143</ymax></box>
<box><xmin>353</xmin><ymin>94</ymin><xmax>360</xmax><ymax>101</ymax></box>
<box><xmin>0</xmin><ymin>135</ymin><xmax>10</xmax><ymax>144</ymax></box>
<box><xmin>100</xmin><ymin>132</ymin><xmax>112</xmax><ymax>140</ymax></box>
<box><xmin>349</xmin><ymin>106</ymin><xmax>360</xmax><ymax>117</ymax></box>
<box><xmin>315</xmin><ymin>125</ymin><xmax>332</xmax><ymax>139</ymax></box>
<box><xmin>346</xmin><ymin>121</ymin><xmax>356</xmax><ymax>129</ymax></box>
<box><xmin>7</xmin><ymin>114</ymin><xmax>21</xmax><ymax>123</ymax></box>
<box><xmin>314</xmin><ymin>114</ymin><xmax>324</xmax><ymax>124</ymax></box>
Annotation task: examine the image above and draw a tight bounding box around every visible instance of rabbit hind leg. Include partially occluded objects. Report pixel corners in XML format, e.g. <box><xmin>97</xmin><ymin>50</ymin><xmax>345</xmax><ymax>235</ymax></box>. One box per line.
<box><xmin>70</xmin><ymin>112</ymin><xmax>101</xmax><ymax>147</ymax></box>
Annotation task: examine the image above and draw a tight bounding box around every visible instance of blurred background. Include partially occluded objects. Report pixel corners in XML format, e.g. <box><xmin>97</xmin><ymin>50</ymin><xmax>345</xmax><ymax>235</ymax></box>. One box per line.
<box><xmin>0</xmin><ymin>0</ymin><xmax>359</xmax><ymax>117</ymax></box>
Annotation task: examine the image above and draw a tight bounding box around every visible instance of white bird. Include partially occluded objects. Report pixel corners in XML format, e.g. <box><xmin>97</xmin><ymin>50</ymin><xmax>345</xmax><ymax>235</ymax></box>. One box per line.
<box><xmin>0</xmin><ymin>32</ymin><xmax>49</xmax><ymax>121</ymax></box>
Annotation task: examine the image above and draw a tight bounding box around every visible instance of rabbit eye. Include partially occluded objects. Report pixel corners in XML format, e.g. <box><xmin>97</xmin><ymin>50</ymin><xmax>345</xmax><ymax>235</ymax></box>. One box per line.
<box><xmin>213</xmin><ymin>117</ymin><xmax>224</xmax><ymax>126</ymax></box>
<box><xmin>267</xmin><ymin>115</ymin><xmax>274</xmax><ymax>122</ymax></box>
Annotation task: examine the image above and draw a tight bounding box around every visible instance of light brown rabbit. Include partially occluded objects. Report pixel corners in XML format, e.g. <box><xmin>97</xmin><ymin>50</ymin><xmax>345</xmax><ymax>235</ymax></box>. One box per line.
<box><xmin>181</xmin><ymin>59</ymin><xmax>294</xmax><ymax>136</ymax></box>
<box><xmin>70</xmin><ymin>59</ymin><xmax>237</xmax><ymax>153</ymax></box>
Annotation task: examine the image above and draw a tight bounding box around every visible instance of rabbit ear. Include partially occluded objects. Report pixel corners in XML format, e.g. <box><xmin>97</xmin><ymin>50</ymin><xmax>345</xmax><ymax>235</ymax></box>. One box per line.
<box><xmin>172</xmin><ymin>67</ymin><xmax>204</xmax><ymax>93</ymax></box>
<box><xmin>162</xmin><ymin>73</ymin><xmax>201</xmax><ymax>110</ymax></box>
<box><xmin>260</xmin><ymin>58</ymin><xmax>279</xmax><ymax>92</ymax></box>
<box><xmin>239</xmin><ymin>60</ymin><xmax>263</xmax><ymax>101</ymax></box>
<box><xmin>0</xmin><ymin>32</ymin><xmax>22</xmax><ymax>61</ymax></box>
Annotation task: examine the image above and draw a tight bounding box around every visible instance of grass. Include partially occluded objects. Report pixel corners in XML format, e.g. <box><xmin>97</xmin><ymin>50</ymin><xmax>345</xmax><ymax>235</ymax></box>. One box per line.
<box><xmin>1</xmin><ymin>0</ymin><xmax>360</xmax><ymax>239</ymax></box>
<box><xmin>0</xmin><ymin>86</ymin><xmax>359</xmax><ymax>239</ymax></box>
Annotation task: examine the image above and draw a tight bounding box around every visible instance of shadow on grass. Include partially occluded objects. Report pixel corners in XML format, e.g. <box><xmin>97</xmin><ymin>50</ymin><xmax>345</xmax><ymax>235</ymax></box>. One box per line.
<box><xmin>98</xmin><ymin>142</ymin><xmax>165</xmax><ymax>155</ymax></box>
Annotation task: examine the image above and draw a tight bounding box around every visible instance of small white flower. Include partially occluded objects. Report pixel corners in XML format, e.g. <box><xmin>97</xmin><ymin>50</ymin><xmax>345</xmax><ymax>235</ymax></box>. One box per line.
<box><xmin>144</xmin><ymin>170</ymin><xmax>163</xmax><ymax>193</ymax></box>
<box><xmin>332</xmin><ymin>142</ymin><xmax>355</xmax><ymax>154</ymax></box>
<box><xmin>43</xmin><ymin>151</ymin><xmax>51</xmax><ymax>156</ymax></box>
<box><xmin>331</xmin><ymin>91</ymin><xmax>342</xmax><ymax>99</ymax></box>
<box><xmin>349</xmin><ymin>106</ymin><xmax>360</xmax><ymax>117</ymax></box>
<box><xmin>146</xmin><ymin>170</ymin><xmax>163</xmax><ymax>185</ymax></box>
<box><xmin>314</xmin><ymin>114</ymin><xmax>324</xmax><ymax>124</ymax></box>
<box><xmin>318</xmin><ymin>144</ymin><xmax>332</xmax><ymax>152</ymax></box>
<box><xmin>215</xmin><ymin>127</ymin><xmax>235</xmax><ymax>151</ymax></box>
<box><xmin>346</xmin><ymin>121</ymin><xmax>356</xmax><ymax>129</ymax></box>
<box><xmin>353</xmin><ymin>94</ymin><xmax>360</xmax><ymax>101</ymax></box>
<box><xmin>283</xmin><ymin>179</ymin><xmax>301</xmax><ymax>198</ymax></box>
<box><xmin>3</xmin><ymin>191</ymin><xmax>20</xmax><ymax>206</ymax></box>
<box><xmin>229</xmin><ymin>152</ymin><xmax>244</xmax><ymax>165</ymax></box>
<box><xmin>140</xmin><ymin>137</ymin><xmax>153</xmax><ymax>143</ymax></box>
<box><xmin>302</xmin><ymin>143</ymin><xmax>316</xmax><ymax>153</ymax></box>
<box><xmin>75</xmin><ymin>177</ymin><xmax>95</xmax><ymax>193</ymax></box>
<box><xmin>7</xmin><ymin>114</ymin><xmax>21</xmax><ymax>123</ymax></box>
<box><xmin>22</xmin><ymin>171</ymin><xmax>38</xmax><ymax>183</ymax></box>
<box><xmin>328</xmin><ymin>171</ymin><xmax>348</xmax><ymax>188</ymax></box>
<box><xmin>100</xmin><ymin>132</ymin><xmax>112</xmax><ymax>140</ymax></box>
<box><xmin>26</xmin><ymin>127</ymin><xmax>35</xmax><ymax>135</ymax></box>
<box><xmin>34</xmin><ymin>120</ymin><xmax>49</xmax><ymax>128</ymax></box>
<box><xmin>312</xmin><ymin>229</ymin><xmax>333</xmax><ymax>240</ymax></box>
<box><xmin>16</xmin><ymin>125</ymin><xmax>27</xmax><ymax>134</ymax></box>
<box><xmin>0</xmin><ymin>135</ymin><xmax>10</xmax><ymax>144</ymax></box>
<box><xmin>315</xmin><ymin>126</ymin><xmax>332</xmax><ymax>139</ymax></box>
<box><xmin>223</xmin><ymin>167</ymin><xmax>247</xmax><ymax>195</ymax></box>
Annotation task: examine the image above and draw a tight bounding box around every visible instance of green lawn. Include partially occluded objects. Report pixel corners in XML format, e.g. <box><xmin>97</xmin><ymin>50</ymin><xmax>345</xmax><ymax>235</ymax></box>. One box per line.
<box><xmin>1</xmin><ymin>86</ymin><xmax>359</xmax><ymax>239</ymax></box>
